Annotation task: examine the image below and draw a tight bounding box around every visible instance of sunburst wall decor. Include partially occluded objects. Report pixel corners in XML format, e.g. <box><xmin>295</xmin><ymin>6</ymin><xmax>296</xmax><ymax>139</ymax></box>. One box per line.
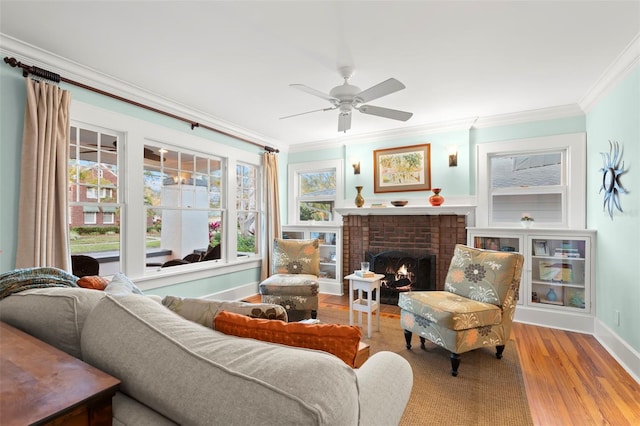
<box><xmin>599</xmin><ymin>140</ymin><xmax>627</xmax><ymax>220</ymax></box>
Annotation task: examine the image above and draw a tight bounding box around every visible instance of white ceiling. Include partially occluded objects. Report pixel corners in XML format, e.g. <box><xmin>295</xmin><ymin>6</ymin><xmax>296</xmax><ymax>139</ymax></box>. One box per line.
<box><xmin>1</xmin><ymin>1</ymin><xmax>639</xmax><ymax>148</ymax></box>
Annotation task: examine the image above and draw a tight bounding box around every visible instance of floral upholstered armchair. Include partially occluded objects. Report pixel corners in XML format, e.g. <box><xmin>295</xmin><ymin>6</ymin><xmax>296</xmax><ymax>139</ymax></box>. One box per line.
<box><xmin>259</xmin><ymin>238</ymin><xmax>320</xmax><ymax>322</ymax></box>
<box><xmin>399</xmin><ymin>244</ymin><xmax>524</xmax><ymax>376</ymax></box>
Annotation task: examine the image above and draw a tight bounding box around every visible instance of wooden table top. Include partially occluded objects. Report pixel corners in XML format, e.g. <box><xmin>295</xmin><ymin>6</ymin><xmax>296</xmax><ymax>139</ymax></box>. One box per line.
<box><xmin>0</xmin><ymin>322</ymin><xmax>120</xmax><ymax>425</ymax></box>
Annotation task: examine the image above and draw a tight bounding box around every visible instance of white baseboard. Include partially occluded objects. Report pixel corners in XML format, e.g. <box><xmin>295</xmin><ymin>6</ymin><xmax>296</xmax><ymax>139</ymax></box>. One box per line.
<box><xmin>514</xmin><ymin>305</ymin><xmax>595</xmax><ymax>334</ymax></box>
<box><xmin>319</xmin><ymin>281</ymin><xmax>344</xmax><ymax>296</ymax></box>
<box><xmin>202</xmin><ymin>281</ymin><xmax>259</xmax><ymax>301</ymax></box>
<box><xmin>594</xmin><ymin>318</ymin><xmax>640</xmax><ymax>385</ymax></box>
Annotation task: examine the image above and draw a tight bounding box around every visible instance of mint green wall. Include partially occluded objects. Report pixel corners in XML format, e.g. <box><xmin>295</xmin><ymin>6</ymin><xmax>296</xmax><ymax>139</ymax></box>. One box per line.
<box><xmin>0</xmin><ymin>66</ymin><xmax>25</xmax><ymax>273</ymax></box>
<box><xmin>586</xmin><ymin>65</ymin><xmax>640</xmax><ymax>351</ymax></box>
<box><xmin>0</xmin><ymin>66</ymin><xmax>261</xmax><ymax>298</ymax></box>
<box><xmin>288</xmin><ymin>117</ymin><xmax>586</xmax><ymax>205</ymax></box>
<box><xmin>288</xmin><ymin>129</ymin><xmax>472</xmax><ymax>205</ymax></box>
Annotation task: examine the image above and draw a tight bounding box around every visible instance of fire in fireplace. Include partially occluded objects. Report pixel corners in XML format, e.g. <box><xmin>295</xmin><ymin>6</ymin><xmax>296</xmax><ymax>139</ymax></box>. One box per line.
<box><xmin>365</xmin><ymin>250</ymin><xmax>436</xmax><ymax>305</ymax></box>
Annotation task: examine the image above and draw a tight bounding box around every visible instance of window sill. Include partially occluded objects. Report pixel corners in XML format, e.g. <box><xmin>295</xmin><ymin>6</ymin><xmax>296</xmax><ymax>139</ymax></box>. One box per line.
<box><xmin>133</xmin><ymin>256</ymin><xmax>262</xmax><ymax>291</ymax></box>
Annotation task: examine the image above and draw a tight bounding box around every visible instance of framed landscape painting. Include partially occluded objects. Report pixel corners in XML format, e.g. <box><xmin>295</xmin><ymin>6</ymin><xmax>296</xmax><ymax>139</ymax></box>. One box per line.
<box><xmin>373</xmin><ymin>144</ymin><xmax>431</xmax><ymax>193</ymax></box>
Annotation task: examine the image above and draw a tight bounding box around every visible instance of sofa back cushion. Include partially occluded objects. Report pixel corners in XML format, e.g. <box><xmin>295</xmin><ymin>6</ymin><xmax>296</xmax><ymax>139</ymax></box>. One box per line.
<box><xmin>0</xmin><ymin>287</ymin><xmax>106</xmax><ymax>358</ymax></box>
<box><xmin>214</xmin><ymin>311</ymin><xmax>362</xmax><ymax>367</ymax></box>
<box><xmin>162</xmin><ymin>295</ymin><xmax>288</xmax><ymax>327</ymax></box>
<box><xmin>272</xmin><ymin>238</ymin><xmax>320</xmax><ymax>276</ymax></box>
<box><xmin>81</xmin><ymin>295</ymin><xmax>359</xmax><ymax>425</ymax></box>
<box><xmin>444</xmin><ymin>244</ymin><xmax>524</xmax><ymax>308</ymax></box>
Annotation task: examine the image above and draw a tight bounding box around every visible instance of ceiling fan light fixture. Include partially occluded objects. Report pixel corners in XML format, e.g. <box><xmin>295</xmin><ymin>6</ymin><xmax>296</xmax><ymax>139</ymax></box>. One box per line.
<box><xmin>285</xmin><ymin>68</ymin><xmax>412</xmax><ymax>133</ymax></box>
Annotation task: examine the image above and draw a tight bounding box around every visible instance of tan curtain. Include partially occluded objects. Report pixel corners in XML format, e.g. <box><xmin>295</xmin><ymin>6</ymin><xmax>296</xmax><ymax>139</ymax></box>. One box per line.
<box><xmin>16</xmin><ymin>78</ymin><xmax>72</xmax><ymax>270</ymax></box>
<box><xmin>261</xmin><ymin>152</ymin><xmax>281</xmax><ymax>280</ymax></box>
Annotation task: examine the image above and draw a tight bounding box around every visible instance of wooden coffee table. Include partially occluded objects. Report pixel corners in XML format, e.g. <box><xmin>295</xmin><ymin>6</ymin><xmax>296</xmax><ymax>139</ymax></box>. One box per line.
<box><xmin>354</xmin><ymin>341</ymin><xmax>370</xmax><ymax>368</ymax></box>
<box><xmin>0</xmin><ymin>322</ymin><xmax>120</xmax><ymax>425</ymax></box>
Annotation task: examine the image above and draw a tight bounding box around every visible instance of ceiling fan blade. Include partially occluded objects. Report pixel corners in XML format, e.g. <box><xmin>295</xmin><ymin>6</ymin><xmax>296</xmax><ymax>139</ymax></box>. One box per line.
<box><xmin>290</xmin><ymin>84</ymin><xmax>338</xmax><ymax>103</ymax></box>
<box><xmin>338</xmin><ymin>112</ymin><xmax>352</xmax><ymax>133</ymax></box>
<box><xmin>280</xmin><ymin>106</ymin><xmax>336</xmax><ymax>120</ymax></box>
<box><xmin>355</xmin><ymin>78</ymin><xmax>405</xmax><ymax>104</ymax></box>
<box><xmin>358</xmin><ymin>105</ymin><xmax>413</xmax><ymax>121</ymax></box>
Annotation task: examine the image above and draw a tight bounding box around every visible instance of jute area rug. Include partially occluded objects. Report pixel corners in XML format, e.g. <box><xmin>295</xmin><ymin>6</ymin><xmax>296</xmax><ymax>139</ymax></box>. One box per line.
<box><xmin>317</xmin><ymin>307</ymin><xmax>534</xmax><ymax>426</ymax></box>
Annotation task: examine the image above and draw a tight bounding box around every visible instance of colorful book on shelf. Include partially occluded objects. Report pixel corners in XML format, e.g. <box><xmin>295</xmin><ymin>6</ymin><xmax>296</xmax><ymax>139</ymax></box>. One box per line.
<box><xmin>554</xmin><ymin>248</ymin><xmax>580</xmax><ymax>258</ymax></box>
<box><xmin>354</xmin><ymin>270</ymin><xmax>375</xmax><ymax>278</ymax></box>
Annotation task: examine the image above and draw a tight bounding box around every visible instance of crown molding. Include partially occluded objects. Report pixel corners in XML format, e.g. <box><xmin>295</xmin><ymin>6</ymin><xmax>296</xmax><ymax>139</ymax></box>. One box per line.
<box><xmin>289</xmin><ymin>103</ymin><xmax>587</xmax><ymax>153</ymax></box>
<box><xmin>580</xmin><ymin>32</ymin><xmax>640</xmax><ymax>113</ymax></box>
<box><xmin>0</xmin><ymin>34</ymin><xmax>284</xmax><ymax>151</ymax></box>
<box><xmin>289</xmin><ymin>116</ymin><xmax>477</xmax><ymax>153</ymax></box>
<box><xmin>472</xmin><ymin>104</ymin><xmax>585</xmax><ymax>129</ymax></box>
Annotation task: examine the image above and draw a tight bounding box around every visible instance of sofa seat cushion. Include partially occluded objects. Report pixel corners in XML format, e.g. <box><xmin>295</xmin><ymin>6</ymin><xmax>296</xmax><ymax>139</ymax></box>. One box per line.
<box><xmin>0</xmin><ymin>287</ymin><xmax>106</xmax><ymax>358</ymax></box>
<box><xmin>161</xmin><ymin>295</ymin><xmax>288</xmax><ymax>327</ymax></box>
<box><xmin>398</xmin><ymin>291</ymin><xmax>502</xmax><ymax>331</ymax></box>
<box><xmin>81</xmin><ymin>295</ymin><xmax>360</xmax><ymax>425</ymax></box>
<box><xmin>259</xmin><ymin>274</ymin><xmax>319</xmax><ymax>296</ymax></box>
<box><xmin>214</xmin><ymin>311</ymin><xmax>362</xmax><ymax>367</ymax></box>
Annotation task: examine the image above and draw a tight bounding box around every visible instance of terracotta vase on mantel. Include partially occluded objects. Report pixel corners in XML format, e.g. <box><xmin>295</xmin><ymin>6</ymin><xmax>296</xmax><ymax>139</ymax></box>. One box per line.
<box><xmin>354</xmin><ymin>186</ymin><xmax>365</xmax><ymax>208</ymax></box>
<box><xmin>429</xmin><ymin>188</ymin><xmax>444</xmax><ymax>206</ymax></box>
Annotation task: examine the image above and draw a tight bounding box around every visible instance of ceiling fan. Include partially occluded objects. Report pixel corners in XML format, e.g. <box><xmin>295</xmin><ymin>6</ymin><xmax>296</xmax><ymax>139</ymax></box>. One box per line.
<box><xmin>282</xmin><ymin>66</ymin><xmax>413</xmax><ymax>133</ymax></box>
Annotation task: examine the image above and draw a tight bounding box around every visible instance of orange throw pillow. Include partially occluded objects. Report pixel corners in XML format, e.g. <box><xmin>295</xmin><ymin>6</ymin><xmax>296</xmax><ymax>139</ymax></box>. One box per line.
<box><xmin>214</xmin><ymin>311</ymin><xmax>362</xmax><ymax>367</ymax></box>
<box><xmin>77</xmin><ymin>275</ymin><xmax>109</xmax><ymax>290</ymax></box>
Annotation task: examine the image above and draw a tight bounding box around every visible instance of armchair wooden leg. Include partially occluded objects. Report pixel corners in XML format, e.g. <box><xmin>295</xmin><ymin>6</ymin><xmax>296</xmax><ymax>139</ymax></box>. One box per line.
<box><xmin>496</xmin><ymin>344</ymin><xmax>505</xmax><ymax>359</ymax></box>
<box><xmin>404</xmin><ymin>330</ymin><xmax>412</xmax><ymax>349</ymax></box>
<box><xmin>419</xmin><ymin>336</ymin><xmax>426</xmax><ymax>349</ymax></box>
<box><xmin>450</xmin><ymin>352</ymin><xmax>461</xmax><ymax>377</ymax></box>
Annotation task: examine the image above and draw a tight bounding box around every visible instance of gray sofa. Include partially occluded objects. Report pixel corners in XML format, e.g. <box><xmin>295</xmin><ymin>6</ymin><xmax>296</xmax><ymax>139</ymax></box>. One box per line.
<box><xmin>0</xmin><ymin>287</ymin><xmax>413</xmax><ymax>425</ymax></box>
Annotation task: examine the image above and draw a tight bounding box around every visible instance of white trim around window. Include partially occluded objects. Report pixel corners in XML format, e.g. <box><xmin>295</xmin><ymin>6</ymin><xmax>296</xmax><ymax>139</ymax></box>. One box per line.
<box><xmin>477</xmin><ymin>133</ymin><xmax>586</xmax><ymax>229</ymax></box>
<box><xmin>70</xmin><ymin>101</ymin><xmax>263</xmax><ymax>289</ymax></box>
<box><xmin>288</xmin><ymin>159</ymin><xmax>344</xmax><ymax>226</ymax></box>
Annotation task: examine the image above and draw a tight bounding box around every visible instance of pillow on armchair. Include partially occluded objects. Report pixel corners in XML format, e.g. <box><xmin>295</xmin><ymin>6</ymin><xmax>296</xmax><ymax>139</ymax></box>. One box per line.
<box><xmin>272</xmin><ymin>238</ymin><xmax>320</xmax><ymax>276</ymax></box>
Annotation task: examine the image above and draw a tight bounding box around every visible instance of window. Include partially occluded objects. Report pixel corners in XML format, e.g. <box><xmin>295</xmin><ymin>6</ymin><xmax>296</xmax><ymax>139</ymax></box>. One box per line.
<box><xmin>102</xmin><ymin>207</ymin><xmax>116</xmax><ymax>224</ymax></box>
<box><xmin>68</xmin><ymin>125</ymin><xmax>121</xmax><ymax>266</ymax></box>
<box><xmin>288</xmin><ymin>160</ymin><xmax>344</xmax><ymax>224</ymax></box>
<box><xmin>477</xmin><ymin>133</ymin><xmax>586</xmax><ymax>228</ymax></box>
<box><xmin>70</xmin><ymin>102</ymin><xmax>263</xmax><ymax>286</ymax></box>
<box><xmin>143</xmin><ymin>144</ymin><xmax>224</xmax><ymax>267</ymax></box>
<box><xmin>236</xmin><ymin>163</ymin><xmax>258</xmax><ymax>256</ymax></box>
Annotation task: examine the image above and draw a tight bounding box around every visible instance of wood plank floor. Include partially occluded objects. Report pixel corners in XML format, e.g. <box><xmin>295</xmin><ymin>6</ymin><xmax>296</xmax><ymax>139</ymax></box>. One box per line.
<box><xmin>248</xmin><ymin>293</ymin><xmax>640</xmax><ymax>425</ymax></box>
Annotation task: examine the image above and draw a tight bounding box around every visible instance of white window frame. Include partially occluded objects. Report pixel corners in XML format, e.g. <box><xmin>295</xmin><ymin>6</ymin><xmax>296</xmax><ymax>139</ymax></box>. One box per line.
<box><xmin>83</xmin><ymin>211</ymin><xmax>97</xmax><ymax>224</ymax></box>
<box><xmin>236</xmin><ymin>161</ymin><xmax>260</xmax><ymax>257</ymax></box>
<box><xmin>477</xmin><ymin>133</ymin><xmax>586</xmax><ymax>229</ymax></box>
<box><xmin>70</xmin><ymin>100</ymin><xmax>263</xmax><ymax>289</ymax></box>
<box><xmin>103</xmin><ymin>211</ymin><xmax>115</xmax><ymax>224</ymax></box>
<box><xmin>288</xmin><ymin>159</ymin><xmax>344</xmax><ymax>225</ymax></box>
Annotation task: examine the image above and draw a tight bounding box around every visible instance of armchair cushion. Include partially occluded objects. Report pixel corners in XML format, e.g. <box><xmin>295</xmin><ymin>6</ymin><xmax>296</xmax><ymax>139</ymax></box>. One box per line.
<box><xmin>214</xmin><ymin>311</ymin><xmax>362</xmax><ymax>367</ymax></box>
<box><xmin>272</xmin><ymin>238</ymin><xmax>320</xmax><ymax>276</ymax></box>
<box><xmin>445</xmin><ymin>244</ymin><xmax>523</xmax><ymax>309</ymax></box>
<box><xmin>398</xmin><ymin>290</ymin><xmax>502</xmax><ymax>331</ymax></box>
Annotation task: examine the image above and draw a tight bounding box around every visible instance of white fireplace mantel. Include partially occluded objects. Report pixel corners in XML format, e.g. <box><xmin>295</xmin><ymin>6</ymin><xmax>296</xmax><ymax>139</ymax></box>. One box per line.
<box><xmin>335</xmin><ymin>205</ymin><xmax>477</xmax><ymax>225</ymax></box>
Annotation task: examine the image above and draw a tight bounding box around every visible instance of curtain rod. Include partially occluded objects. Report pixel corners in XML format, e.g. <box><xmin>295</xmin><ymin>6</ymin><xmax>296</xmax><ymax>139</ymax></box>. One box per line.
<box><xmin>3</xmin><ymin>57</ymin><xmax>279</xmax><ymax>153</ymax></box>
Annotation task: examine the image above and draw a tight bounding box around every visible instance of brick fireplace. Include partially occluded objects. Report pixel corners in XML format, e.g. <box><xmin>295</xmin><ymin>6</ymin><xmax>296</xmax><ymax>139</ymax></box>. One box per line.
<box><xmin>341</xmin><ymin>212</ymin><xmax>468</xmax><ymax>296</ymax></box>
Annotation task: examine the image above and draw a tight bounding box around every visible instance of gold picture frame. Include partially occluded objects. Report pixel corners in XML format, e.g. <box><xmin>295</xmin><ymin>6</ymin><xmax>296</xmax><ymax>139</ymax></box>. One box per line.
<box><xmin>373</xmin><ymin>144</ymin><xmax>431</xmax><ymax>193</ymax></box>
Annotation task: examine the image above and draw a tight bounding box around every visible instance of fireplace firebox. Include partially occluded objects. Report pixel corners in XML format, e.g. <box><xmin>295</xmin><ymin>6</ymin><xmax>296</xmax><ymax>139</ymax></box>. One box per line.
<box><xmin>365</xmin><ymin>250</ymin><xmax>436</xmax><ymax>305</ymax></box>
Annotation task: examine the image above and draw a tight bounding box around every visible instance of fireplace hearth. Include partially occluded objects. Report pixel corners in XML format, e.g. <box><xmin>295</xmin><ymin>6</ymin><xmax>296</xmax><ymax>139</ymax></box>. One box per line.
<box><xmin>365</xmin><ymin>250</ymin><xmax>436</xmax><ymax>305</ymax></box>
